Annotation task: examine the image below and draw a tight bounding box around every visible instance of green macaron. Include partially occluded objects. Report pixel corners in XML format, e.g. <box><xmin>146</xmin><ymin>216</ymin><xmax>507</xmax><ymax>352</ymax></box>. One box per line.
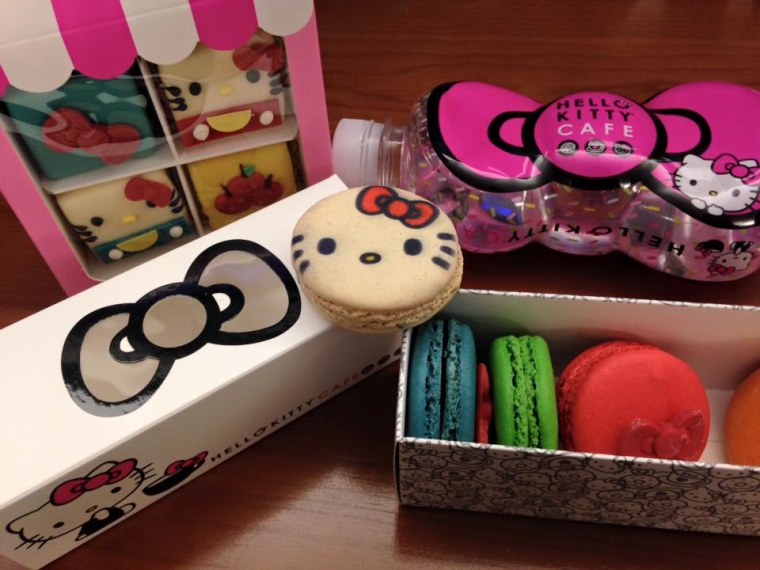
<box><xmin>489</xmin><ymin>335</ymin><xmax>558</xmax><ymax>449</ymax></box>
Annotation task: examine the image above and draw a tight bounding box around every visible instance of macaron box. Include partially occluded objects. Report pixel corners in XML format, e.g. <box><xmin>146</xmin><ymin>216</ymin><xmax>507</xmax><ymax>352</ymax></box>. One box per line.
<box><xmin>0</xmin><ymin>176</ymin><xmax>401</xmax><ymax>569</ymax></box>
<box><xmin>395</xmin><ymin>290</ymin><xmax>760</xmax><ymax>536</ymax></box>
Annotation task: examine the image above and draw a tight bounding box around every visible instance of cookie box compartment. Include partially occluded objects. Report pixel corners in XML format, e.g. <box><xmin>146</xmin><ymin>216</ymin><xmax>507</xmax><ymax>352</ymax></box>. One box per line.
<box><xmin>0</xmin><ymin>175</ymin><xmax>401</xmax><ymax>569</ymax></box>
<box><xmin>395</xmin><ymin>290</ymin><xmax>760</xmax><ymax>536</ymax></box>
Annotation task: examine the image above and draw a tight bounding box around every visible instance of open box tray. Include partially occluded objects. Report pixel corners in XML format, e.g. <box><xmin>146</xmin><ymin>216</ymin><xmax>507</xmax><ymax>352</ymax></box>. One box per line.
<box><xmin>395</xmin><ymin>290</ymin><xmax>760</xmax><ymax>536</ymax></box>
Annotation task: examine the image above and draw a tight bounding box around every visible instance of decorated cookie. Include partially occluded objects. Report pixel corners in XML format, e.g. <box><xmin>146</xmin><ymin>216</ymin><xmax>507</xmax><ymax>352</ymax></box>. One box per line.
<box><xmin>2</xmin><ymin>72</ymin><xmax>158</xmax><ymax>180</ymax></box>
<box><xmin>291</xmin><ymin>185</ymin><xmax>463</xmax><ymax>333</ymax></box>
<box><xmin>186</xmin><ymin>143</ymin><xmax>297</xmax><ymax>229</ymax></box>
<box><xmin>157</xmin><ymin>30</ymin><xmax>287</xmax><ymax>148</ymax></box>
<box><xmin>56</xmin><ymin>169</ymin><xmax>193</xmax><ymax>263</ymax></box>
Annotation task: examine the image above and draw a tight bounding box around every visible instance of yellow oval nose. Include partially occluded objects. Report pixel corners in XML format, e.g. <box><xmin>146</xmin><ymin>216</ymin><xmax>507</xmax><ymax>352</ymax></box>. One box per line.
<box><xmin>219</xmin><ymin>83</ymin><xmax>235</xmax><ymax>96</ymax></box>
<box><xmin>709</xmin><ymin>190</ymin><xmax>719</xmax><ymax>197</ymax></box>
<box><xmin>122</xmin><ymin>214</ymin><xmax>138</xmax><ymax>224</ymax></box>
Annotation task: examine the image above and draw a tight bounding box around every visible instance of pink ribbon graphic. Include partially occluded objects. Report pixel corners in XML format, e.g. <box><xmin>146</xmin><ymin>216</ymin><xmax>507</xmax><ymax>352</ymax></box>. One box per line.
<box><xmin>51</xmin><ymin>459</ymin><xmax>137</xmax><ymax>505</ymax></box>
<box><xmin>712</xmin><ymin>153</ymin><xmax>760</xmax><ymax>183</ymax></box>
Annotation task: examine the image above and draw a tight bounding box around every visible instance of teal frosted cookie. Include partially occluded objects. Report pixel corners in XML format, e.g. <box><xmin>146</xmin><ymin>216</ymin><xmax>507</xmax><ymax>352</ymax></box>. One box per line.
<box><xmin>291</xmin><ymin>186</ymin><xmax>463</xmax><ymax>333</ymax></box>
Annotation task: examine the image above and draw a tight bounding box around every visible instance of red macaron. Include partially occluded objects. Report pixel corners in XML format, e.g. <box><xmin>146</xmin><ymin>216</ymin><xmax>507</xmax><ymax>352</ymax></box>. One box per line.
<box><xmin>556</xmin><ymin>341</ymin><xmax>710</xmax><ymax>461</ymax></box>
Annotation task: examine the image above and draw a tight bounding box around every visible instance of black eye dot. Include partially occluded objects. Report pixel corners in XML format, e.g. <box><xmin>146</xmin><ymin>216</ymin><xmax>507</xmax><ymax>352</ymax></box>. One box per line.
<box><xmin>317</xmin><ymin>238</ymin><xmax>336</xmax><ymax>255</ymax></box>
<box><xmin>689</xmin><ymin>179</ymin><xmax>698</xmax><ymax>186</ymax></box>
<box><xmin>246</xmin><ymin>69</ymin><xmax>261</xmax><ymax>83</ymax></box>
<box><xmin>110</xmin><ymin>486</ymin><xmax>122</xmax><ymax>494</ymax></box>
<box><xmin>189</xmin><ymin>81</ymin><xmax>202</xmax><ymax>96</ymax></box>
<box><xmin>404</xmin><ymin>238</ymin><xmax>422</xmax><ymax>256</ymax></box>
<box><xmin>53</xmin><ymin>521</ymin><xmax>65</xmax><ymax>529</ymax></box>
<box><xmin>146</xmin><ymin>201</ymin><xmax>156</xmax><ymax>208</ymax></box>
<box><xmin>91</xmin><ymin>217</ymin><xmax>104</xmax><ymax>227</ymax></box>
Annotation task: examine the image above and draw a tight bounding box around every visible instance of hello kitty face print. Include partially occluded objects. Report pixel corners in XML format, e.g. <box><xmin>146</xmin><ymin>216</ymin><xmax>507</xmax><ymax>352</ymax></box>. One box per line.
<box><xmin>290</xmin><ymin>186</ymin><xmax>462</xmax><ymax>313</ymax></box>
<box><xmin>675</xmin><ymin>154</ymin><xmax>759</xmax><ymax>215</ymax></box>
<box><xmin>6</xmin><ymin>452</ymin><xmax>208</xmax><ymax>551</ymax></box>
<box><xmin>157</xmin><ymin>30</ymin><xmax>287</xmax><ymax>147</ymax></box>
<box><xmin>6</xmin><ymin>459</ymin><xmax>151</xmax><ymax>549</ymax></box>
<box><xmin>707</xmin><ymin>241</ymin><xmax>756</xmax><ymax>277</ymax></box>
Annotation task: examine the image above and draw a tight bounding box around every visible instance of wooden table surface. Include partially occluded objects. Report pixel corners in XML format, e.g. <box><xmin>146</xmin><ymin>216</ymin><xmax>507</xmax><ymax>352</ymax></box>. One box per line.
<box><xmin>2</xmin><ymin>1</ymin><xmax>760</xmax><ymax>568</ymax></box>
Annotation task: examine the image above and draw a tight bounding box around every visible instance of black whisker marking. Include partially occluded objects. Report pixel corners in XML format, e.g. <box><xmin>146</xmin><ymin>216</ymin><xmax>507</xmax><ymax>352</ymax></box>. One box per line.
<box><xmin>431</xmin><ymin>257</ymin><xmax>450</xmax><ymax>270</ymax></box>
<box><xmin>292</xmin><ymin>234</ymin><xmax>304</xmax><ymax>245</ymax></box>
<box><xmin>293</xmin><ymin>249</ymin><xmax>304</xmax><ymax>260</ymax></box>
<box><xmin>437</xmin><ymin>232</ymin><xmax>455</xmax><ymax>241</ymax></box>
<box><xmin>439</xmin><ymin>245</ymin><xmax>455</xmax><ymax>255</ymax></box>
<box><xmin>298</xmin><ymin>260</ymin><xmax>310</xmax><ymax>274</ymax></box>
<box><xmin>161</xmin><ymin>85</ymin><xmax>182</xmax><ymax>97</ymax></box>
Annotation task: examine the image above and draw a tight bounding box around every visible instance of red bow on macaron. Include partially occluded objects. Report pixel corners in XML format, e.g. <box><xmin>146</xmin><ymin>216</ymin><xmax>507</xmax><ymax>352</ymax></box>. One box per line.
<box><xmin>50</xmin><ymin>459</ymin><xmax>137</xmax><ymax>506</ymax></box>
<box><xmin>357</xmin><ymin>186</ymin><xmax>439</xmax><ymax>228</ymax></box>
<box><xmin>618</xmin><ymin>409</ymin><xmax>706</xmax><ymax>460</ymax></box>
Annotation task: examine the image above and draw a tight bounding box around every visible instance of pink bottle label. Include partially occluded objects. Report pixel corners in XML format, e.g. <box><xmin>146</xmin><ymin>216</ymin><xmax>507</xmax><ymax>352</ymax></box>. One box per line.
<box><xmin>531</xmin><ymin>92</ymin><xmax>657</xmax><ymax>180</ymax></box>
<box><xmin>427</xmin><ymin>81</ymin><xmax>760</xmax><ymax>229</ymax></box>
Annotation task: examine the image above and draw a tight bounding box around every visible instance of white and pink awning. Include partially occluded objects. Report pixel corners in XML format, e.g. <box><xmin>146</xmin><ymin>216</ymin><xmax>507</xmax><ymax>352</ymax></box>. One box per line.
<box><xmin>0</xmin><ymin>0</ymin><xmax>314</xmax><ymax>94</ymax></box>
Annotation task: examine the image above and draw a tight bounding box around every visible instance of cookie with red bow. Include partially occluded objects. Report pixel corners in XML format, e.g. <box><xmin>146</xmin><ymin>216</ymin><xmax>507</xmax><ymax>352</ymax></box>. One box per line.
<box><xmin>556</xmin><ymin>341</ymin><xmax>710</xmax><ymax>461</ymax></box>
<box><xmin>291</xmin><ymin>185</ymin><xmax>463</xmax><ymax>333</ymax></box>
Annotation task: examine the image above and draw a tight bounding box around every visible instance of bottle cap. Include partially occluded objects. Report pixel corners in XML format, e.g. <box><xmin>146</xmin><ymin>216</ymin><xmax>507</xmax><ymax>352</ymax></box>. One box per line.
<box><xmin>332</xmin><ymin>118</ymin><xmax>384</xmax><ymax>187</ymax></box>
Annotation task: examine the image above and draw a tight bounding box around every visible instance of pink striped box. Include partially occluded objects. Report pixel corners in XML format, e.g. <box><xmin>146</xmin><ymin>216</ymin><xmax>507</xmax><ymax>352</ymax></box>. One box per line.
<box><xmin>0</xmin><ymin>0</ymin><xmax>331</xmax><ymax>295</ymax></box>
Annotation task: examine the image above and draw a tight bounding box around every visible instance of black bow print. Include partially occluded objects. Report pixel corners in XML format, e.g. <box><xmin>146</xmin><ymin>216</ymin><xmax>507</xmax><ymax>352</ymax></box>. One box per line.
<box><xmin>61</xmin><ymin>240</ymin><xmax>301</xmax><ymax>417</ymax></box>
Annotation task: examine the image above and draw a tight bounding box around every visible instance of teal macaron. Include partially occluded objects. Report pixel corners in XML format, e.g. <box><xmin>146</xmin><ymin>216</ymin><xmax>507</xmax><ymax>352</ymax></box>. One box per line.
<box><xmin>489</xmin><ymin>335</ymin><xmax>558</xmax><ymax>449</ymax></box>
<box><xmin>407</xmin><ymin>318</ymin><xmax>477</xmax><ymax>441</ymax></box>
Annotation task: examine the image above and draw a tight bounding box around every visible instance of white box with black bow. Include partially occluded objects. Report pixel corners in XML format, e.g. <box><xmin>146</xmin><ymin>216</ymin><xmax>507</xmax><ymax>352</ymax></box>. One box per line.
<box><xmin>0</xmin><ymin>175</ymin><xmax>401</xmax><ymax>569</ymax></box>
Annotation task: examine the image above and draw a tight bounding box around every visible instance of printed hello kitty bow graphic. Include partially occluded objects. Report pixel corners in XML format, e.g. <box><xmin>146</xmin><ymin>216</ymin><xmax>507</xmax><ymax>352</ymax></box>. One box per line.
<box><xmin>356</xmin><ymin>185</ymin><xmax>439</xmax><ymax>228</ymax></box>
<box><xmin>711</xmin><ymin>154</ymin><xmax>760</xmax><ymax>183</ymax></box>
<box><xmin>233</xmin><ymin>41</ymin><xmax>285</xmax><ymax>73</ymax></box>
<box><xmin>51</xmin><ymin>459</ymin><xmax>137</xmax><ymax>505</ymax></box>
<box><xmin>427</xmin><ymin>81</ymin><xmax>760</xmax><ymax>229</ymax></box>
<box><xmin>124</xmin><ymin>177</ymin><xmax>174</xmax><ymax>207</ymax></box>
<box><xmin>61</xmin><ymin>239</ymin><xmax>301</xmax><ymax>417</ymax></box>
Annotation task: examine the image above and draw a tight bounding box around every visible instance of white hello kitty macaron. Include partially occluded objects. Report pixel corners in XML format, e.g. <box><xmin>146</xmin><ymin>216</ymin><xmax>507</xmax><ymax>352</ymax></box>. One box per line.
<box><xmin>291</xmin><ymin>185</ymin><xmax>463</xmax><ymax>333</ymax></box>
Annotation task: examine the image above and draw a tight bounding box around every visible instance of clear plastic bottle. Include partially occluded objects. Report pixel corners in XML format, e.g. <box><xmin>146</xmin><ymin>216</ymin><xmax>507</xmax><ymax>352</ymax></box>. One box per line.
<box><xmin>332</xmin><ymin>81</ymin><xmax>760</xmax><ymax>281</ymax></box>
<box><xmin>332</xmin><ymin>92</ymin><xmax>548</xmax><ymax>254</ymax></box>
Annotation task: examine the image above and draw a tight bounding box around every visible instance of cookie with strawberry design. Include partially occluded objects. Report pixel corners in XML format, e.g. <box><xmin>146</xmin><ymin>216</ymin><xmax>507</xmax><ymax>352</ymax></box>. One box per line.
<box><xmin>186</xmin><ymin>143</ymin><xmax>297</xmax><ymax>229</ymax></box>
